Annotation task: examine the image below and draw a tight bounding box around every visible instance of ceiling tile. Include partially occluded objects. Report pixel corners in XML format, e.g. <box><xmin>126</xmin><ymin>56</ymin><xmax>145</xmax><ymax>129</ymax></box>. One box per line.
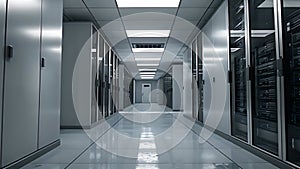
<box><xmin>64</xmin><ymin>0</ymin><xmax>86</xmax><ymax>8</ymax></box>
<box><xmin>180</xmin><ymin>0</ymin><xmax>212</xmax><ymax>8</ymax></box>
<box><xmin>120</xmin><ymin>8</ymin><xmax>177</xmax><ymax>18</ymax></box>
<box><xmin>99</xmin><ymin>19</ymin><xmax>124</xmax><ymax>31</ymax></box>
<box><xmin>90</xmin><ymin>8</ymin><xmax>120</xmax><ymax>21</ymax></box>
<box><xmin>83</xmin><ymin>0</ymin><xmax>117</xmax><ymax>8</ymax></box>
<box><xmin>64</xmin><ymin>8</ymin><xmax>94</xmax><ymax>21</ymax></box>
<box><xmin>177</xmin><ymin>8</ymin><xmax>206</xmax><ymax>21</ymax></box>
<box><xmin>123</xmin><ymin>20</ymin><xmax>173</xmax><ymax>30</ymax></box>
<box><xmin>102</xmin><ymin>30</ymin><xmax>127</xmax><ymax>46</ymax></box>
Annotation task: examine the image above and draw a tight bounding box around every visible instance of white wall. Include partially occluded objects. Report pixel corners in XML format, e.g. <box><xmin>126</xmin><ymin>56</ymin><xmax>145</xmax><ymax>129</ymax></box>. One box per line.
<box><xmin>172</xmin><ymin>64</ymin><xmax>183</xmax><ymax>111</ymax></box>
<box><xmin>201</xmin><ymin>1</ymin><xmax>230</xmax><ymax>134</ymax></box>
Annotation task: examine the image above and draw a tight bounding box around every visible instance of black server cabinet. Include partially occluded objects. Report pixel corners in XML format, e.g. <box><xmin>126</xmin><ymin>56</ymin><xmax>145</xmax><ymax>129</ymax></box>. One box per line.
<box><xmin>197</xmin><ymin>35</ymin><xmax>204</xmax><ymax>122</ymax></box>
<box><xmin>249</xmin><ymin>0</ymin><xmax>279</xmax><ymax>155</ymax></box>
<box><xmin>98</xmin><ymin>37</ymin><xmax>104</xmax><ymax>120</ymax></box>
<box><xmin>228</xmin><ymin>0</ymin><xmax>248</xmax><ymax>142</ymax></box>
<box><xmin>282</xmin><ymin>7</ymin><xmax>300</xmax><ymax>165</ymax></box>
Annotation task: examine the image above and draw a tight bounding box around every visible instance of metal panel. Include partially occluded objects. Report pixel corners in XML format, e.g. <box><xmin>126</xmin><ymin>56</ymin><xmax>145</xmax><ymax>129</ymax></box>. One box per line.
<box><xmin>0</xmin><ymin>0</ymin><xmax>6</xmax><ymax>165</ymax></box>
<box><xmin>38</xmin><ymin>0</ymin><xmax>63</xmax><ymax>148</ymax></box>
<box><xmin>61</xmin><ymin>23</ymin><xmax>92</xmax><ymax>128</ymax></box>
<box><xmin>2</xmin><ymin>0</ymin><xmax>41</xmax><ymax>166</ymax></box>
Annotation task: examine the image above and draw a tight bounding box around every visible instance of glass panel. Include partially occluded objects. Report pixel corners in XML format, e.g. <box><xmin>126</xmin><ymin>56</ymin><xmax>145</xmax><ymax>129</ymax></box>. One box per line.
<box><xmin>91</xmin><ymin>27</ymin><xmax>98</xmax><ymax>123</ymax></box>
<box><xmin>282</xmin><ymin>0</ymin><xmax>300</xmax><ymax>165</ymax></box>
<box><xmin>249</xmin><ymin>0</ymin><xmax>278</xmax><ymax>155</ymax></box>
<box><xmin>228</xmin><ymin>0</ymin><xmax>248</xmax><ymax>141</ymax></box>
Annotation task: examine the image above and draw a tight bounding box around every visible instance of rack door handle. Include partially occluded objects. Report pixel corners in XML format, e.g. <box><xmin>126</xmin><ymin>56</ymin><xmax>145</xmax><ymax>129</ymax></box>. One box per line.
<box><xmin>7</xmin><ymin>45</ymin><xmax>14</xmax><ymax>59</ymax></box>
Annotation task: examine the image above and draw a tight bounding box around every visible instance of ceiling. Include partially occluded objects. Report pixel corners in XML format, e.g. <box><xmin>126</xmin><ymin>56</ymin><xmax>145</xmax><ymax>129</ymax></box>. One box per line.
<box><xmin>63</xmin><ymin>0</ymin><xmax>224</xmax><ymax>79</ymax></box>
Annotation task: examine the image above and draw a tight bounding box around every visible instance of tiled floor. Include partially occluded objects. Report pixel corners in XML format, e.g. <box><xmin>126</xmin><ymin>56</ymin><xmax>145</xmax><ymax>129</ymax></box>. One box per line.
<box><xmin>22</xmin><ymin>104</ymin><xmax>278</xmax><ymax>169</ymax></box>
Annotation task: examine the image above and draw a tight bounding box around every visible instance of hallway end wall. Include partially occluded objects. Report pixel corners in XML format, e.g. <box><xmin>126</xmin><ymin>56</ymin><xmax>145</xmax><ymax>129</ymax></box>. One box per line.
<box><xmin>135</xmin><ymin>80</ymin><xmax>158</xmax><ymax>103</ymax></box>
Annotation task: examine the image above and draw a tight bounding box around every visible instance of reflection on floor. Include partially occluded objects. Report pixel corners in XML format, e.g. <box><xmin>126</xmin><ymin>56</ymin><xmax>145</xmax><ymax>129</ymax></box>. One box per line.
<box><xmin>22</xmin><ymin>104</ymin><xmax>278</xmax><ymax>169</ymax></box>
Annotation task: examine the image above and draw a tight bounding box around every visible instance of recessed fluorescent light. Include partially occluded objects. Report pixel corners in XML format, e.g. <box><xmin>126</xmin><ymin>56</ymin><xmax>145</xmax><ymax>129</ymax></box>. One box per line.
<box><xmin>137</xmin><ymin>63</ymin><xmax>159</xmax><ymax>66</ymax></box>
<box><xmin>139</xmin><ymin>69</ymin><xmax>157</xmax><ymax>71</ymax></box>
<box><xmin>132</xmin><ymin>48</ymin><xmax>164</xmax><ymax>53</ymax></box>
<box><xmin>135</xmin><ymin>58</ymin><xmax>161</xmax><ymax>61</ymax></box>
<box><xmin>141</xmin><ymin>77</ymin><xmax>154</xmax><ymax>79</ymax></box>
<box><xmin>116</xmin><ymin>0</ymin><xmax>180</xmax><ymax>8</ymax></box>
<box><xmin>140</xmin><ymin>73</ymin><xmax>156</xmax><ymax>75</ymax></box>
<box><xmin>127</xmin><ymin>30</ymin><xmax>170</xmax><ymax>38</ymax></box>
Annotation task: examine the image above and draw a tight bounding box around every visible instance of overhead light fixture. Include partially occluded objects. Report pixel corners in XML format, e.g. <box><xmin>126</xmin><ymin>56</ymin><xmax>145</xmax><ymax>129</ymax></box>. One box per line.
<box><xmin>126</xmin><ymin>30</ymin><xmax>170</xmax><ymax>38</ymax></box>
<box><xmin>141</xmin><ymin>77</ymin><xmax>154</xmax><ymax>79</ymax></box>
<box><xmin>137</xmin><ymin>63</ymin><xmax>159</xmax><ymax>66</ymax></box>
<box><xmin>116</xmin><ymin>0</ymin><xmax>180</xmax><ymax>8</ymax></box>
<box><xmin>139</xmin><ymin>69</ymin><xmax>157</xmax><ymax>71</ymax></box>
<box><xmin>132</xmin><ymin>48</ymin><xmax>164</xmax><ymax>53</ymax></box>
<box><xmin>135</xmin><ymin>58</ymin><xmax>161</xmax><ymax>61</ymax></box>
<box><xmin>140</xmin><ymin>72</ymin><xmax>156</xmax><ymax>75</ymax></box>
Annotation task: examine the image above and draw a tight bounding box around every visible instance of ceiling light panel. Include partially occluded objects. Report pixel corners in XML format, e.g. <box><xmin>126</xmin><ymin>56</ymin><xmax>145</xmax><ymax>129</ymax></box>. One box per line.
<box><xmin>137</xmin><ymin>63</ymin><xmax>159</xmax><ymax>66</ymax></box>
<box><xmin>126</xmin><ymin>30</ymin><xmax>170</xmax><ymax>37</ymax></box>
<box><xmin>140</xmin><ymin>72</ymin><xmax>156</xmax><ymax>75</ymax></box>
<box><xmin>135</xmin><ymin>58</ymin><xmax>161</xmax><ymax>61</ymax></box>
<box><xmin>116</xmin><ymin>0</ymin><xmax>180</xmax><ymax>8</ymax></box>
<box><xmin>139</xmin><ymin>69</ymin><xmax>157</xmax><ymax>71</ymax></box>
<box><xmin>133</xmin><ymin>48</ymin><xmax>164</xmax><ymax>53</ymax></box>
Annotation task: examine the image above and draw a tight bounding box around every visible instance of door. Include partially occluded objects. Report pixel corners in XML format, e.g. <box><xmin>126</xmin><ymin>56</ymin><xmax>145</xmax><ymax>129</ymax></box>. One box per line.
<box><xmin>2</xmin><ymin>0</ymin><xmax>42</xmax><ymax>166</ymax></box>
<box><xmin>142</xmin><ymin>83</ymin><xmax>151</xmax><ymax>103</ymax></box>
<box><xmin>281</xmin><ymin>1</ymin><xmax>300</xmax><ymax>165</ymax></box>
<box><xmin>38</xmin><ymin>0</ymin><xmax>62</xmax><ymax>148</ymax></box>
<box><xmin>0</xmin><ymin>0</ymin><xmax>6</xmax><ymax>162</ymax></box>
<box><xmin>249</xmin><ymin>0</ymin><xmax>280</xmax><ymax>155</ymax></box>
<box><xmin>228</xmin><ymin>0</ymin><xmax>248</xmax><ymax>142</ymax></box>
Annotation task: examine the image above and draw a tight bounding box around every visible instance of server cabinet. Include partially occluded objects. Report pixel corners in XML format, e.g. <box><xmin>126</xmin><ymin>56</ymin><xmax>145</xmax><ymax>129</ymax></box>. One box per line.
<box><xmin>281</xmin><ymin>3</ymin><xmax>300</xmax><ymax>166</ymax></box>
<box><xmin>163</xmin><ymin>70</ymin><xmax>173</xmax><ymax>109</ymax></box>
<box><xmin>192</xmin><ymin>40</ymin><xmax>198</xmax><ymax>119</ymax></box>
<box><xmin>38</xmin><ymin>0</ymin><xmax>63</xmax><ymax>148</ymax></box>
<box><xmin>98</xmin><ymin>36</ymin><xmax>104</xmax><ymax>120</ymax></box>
<box><xmin>228</xmin><ymin>0</ymin><xmax>248</xmax><ymax>142</ymax></box>
<box><xmin>104</xmin><ymin>43</ymin><xmax>110</xmax><ymax>117</ymax></box>
<box><xmin>249</xmin><ymin>0</ymin><xmax>280</xmax><ymax>155</ymax></box>
<box><xmin>61</xmin><ymin>22</ymin><xmax>99</xmax><ymax>128</ymax></box>
<box><xmin>197</xmin><ymin>34</ymin><xmax>204</xmax><ymax>122</ymax></box>
<box><xmin>2</xmin><ymin>0</ymin><xmax>42</xmax><ymax>166</ymax></box>
<box><xmin>0</xmin><ymin>0</ymin><xmax>6</xmax><ymax>163</ymax></box>
<box><xmin>91</xmin><ymin>27</ymin><xmax>99</xmax><ymax>124</ymax></box>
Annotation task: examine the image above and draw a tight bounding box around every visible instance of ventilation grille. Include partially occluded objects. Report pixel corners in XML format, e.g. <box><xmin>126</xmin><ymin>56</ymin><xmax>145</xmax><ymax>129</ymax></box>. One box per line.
<box><xmin>132</xmin><ymin>43</ymin><xmax>165</xmax><ymax>48</ymax></box>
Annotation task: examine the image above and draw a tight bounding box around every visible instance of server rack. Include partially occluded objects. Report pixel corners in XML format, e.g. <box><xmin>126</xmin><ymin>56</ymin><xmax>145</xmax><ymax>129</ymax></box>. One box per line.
<box><xmin>98</xmin><ymin>35</ymin><xmax>104</xmax><ymax>120</ymax></box>
<box><xmin>228</xmin><ymin>0</ymin><xmax>248</xmax><ymax>142</ymax></box>
<box><xmin>283</xmin><ymin>8</ymin><xmax>300</xmax><ymax>166</ymax></box>
<box><xmin>197</xmin><ymin>34</ymin><xmax>204</xmax><ymax>122</ymax></box>
<box><xmin>248</xmin><ymin>0</ymin><xmax>280</xmax><ymax>156</ymax></box>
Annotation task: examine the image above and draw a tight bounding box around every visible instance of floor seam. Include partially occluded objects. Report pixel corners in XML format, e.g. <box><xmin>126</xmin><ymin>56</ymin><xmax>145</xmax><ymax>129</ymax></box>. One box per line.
<box><xmin>64</xmin><ymin>114</ymin><xmax>124</xmax><ymax>169</ymax></box>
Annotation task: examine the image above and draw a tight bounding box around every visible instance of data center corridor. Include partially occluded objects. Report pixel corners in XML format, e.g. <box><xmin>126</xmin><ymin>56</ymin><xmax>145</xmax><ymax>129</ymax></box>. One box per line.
<box><xmin>21</xmin><ymin>104</ymin><xmax>278</xmax><ymax>169</ymax></box>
